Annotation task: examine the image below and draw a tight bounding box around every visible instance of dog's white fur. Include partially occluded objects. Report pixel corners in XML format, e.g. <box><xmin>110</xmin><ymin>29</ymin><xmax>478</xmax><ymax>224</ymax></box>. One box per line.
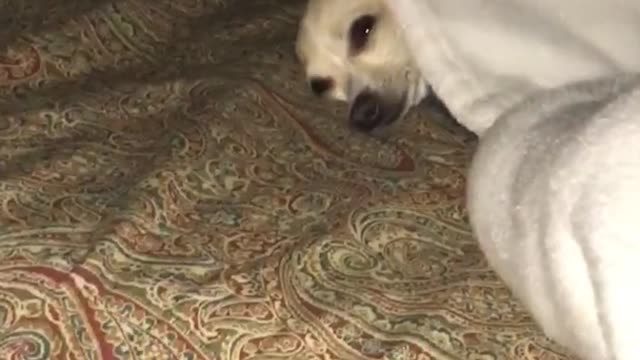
<box><xmin>299</xmin><ymin>0</ymin><xmax>640</xmax><ymax>359</ymax></box>
<box><xmin>296</xmin><ymin>0</ymin><xmax>428</xmax><ymax>120</ymax></box>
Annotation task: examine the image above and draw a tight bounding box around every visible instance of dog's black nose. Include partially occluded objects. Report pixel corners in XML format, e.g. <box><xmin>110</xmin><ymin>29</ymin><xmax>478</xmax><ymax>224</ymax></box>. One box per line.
<box><xmin>349</xmin><ymin>92</ymin><xmax>385</xmax><ymax>132</ymax></box>
<box><xmin>309</xmin><ymin>77</ymin><xmax>333</xmax><ymax>96</ymax></box>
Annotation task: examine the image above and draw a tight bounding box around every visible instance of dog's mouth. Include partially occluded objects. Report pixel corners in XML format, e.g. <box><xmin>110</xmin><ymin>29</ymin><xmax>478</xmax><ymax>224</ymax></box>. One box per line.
<box><xmin>347</xmin><ymin>91</ymin><xmax>407</xmax><ymax>132</ymax></box>
<box><xmin>346</xmin><ymin>77</ymin><xmax>430</xmax><ymax>133</ymax></box>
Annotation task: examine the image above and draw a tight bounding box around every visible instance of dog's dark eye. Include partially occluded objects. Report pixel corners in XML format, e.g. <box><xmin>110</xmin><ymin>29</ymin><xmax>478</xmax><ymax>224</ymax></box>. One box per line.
<box><xmin>349</xmin><ymin>15</ymin><xmax>376</xmax><ymax>53</ymax></box>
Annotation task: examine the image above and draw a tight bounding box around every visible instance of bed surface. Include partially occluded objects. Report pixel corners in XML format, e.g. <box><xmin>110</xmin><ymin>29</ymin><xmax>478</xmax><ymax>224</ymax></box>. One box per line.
<box><xmin>0</xmin><ymin>0</ymin><xmax>572</xmax><ymax>358</ymax></box>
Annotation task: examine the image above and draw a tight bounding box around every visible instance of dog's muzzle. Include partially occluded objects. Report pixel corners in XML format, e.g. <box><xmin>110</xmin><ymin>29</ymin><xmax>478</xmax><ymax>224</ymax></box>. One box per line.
<box><xmin>349</xmin><ymin>91</ymin><xmax>404</xmax><ymax>132</ymax></box>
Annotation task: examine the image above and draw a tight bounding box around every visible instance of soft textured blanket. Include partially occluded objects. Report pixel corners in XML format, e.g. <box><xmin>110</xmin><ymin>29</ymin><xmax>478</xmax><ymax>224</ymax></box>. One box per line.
<box><xmin>386</xmin><ymin>0</ymin><xmax>640</xmax><ymax>135</ymax></box>
<box><xmin>469</xmin><ymin>74</ymin><xmax>640</xmax><ymax>360</ymax></box>
<box><xmin>385</xmin><ymin>1</ymin><xmax>640</xmax><ymax>359</ymax></box>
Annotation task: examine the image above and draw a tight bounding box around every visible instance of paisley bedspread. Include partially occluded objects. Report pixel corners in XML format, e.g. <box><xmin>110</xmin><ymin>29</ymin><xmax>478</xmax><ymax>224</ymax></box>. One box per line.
<box><xmin>0</xmin><ymin>0</ymin><xmax>574</xmax><ymax>359</ymax></box>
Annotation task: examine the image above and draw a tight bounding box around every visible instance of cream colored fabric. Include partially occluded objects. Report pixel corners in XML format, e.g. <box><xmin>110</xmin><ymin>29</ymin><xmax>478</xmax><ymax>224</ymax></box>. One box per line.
<box><xmin>386</xmin><ymin>0</ymin><xmax>640</xmax><ymax>135</ymax></box>
<box><xmin>385</xmin><ymin>1</ymin><xmax>640</xmax><ymax>359</ymax></box>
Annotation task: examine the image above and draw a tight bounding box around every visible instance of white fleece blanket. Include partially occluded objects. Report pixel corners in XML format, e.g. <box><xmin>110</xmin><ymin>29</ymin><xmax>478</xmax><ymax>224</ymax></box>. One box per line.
<box><xmin>386</xmin><ymin>0</ymin><xmax>640</xmax><ymax>135</ymax></box>
<box><xmin>384</xmin><ymin>1</ymin><xmax>640</xmax><ymax>359</ymax></box>
<box><xmin>468</xmin><ymin>74</ymin><xmax>640</xmax><ymax>360</ymax></box>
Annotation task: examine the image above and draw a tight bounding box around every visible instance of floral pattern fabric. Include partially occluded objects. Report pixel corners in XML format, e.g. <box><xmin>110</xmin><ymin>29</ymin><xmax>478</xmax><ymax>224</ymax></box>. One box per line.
<box><xmin>0</xmin><ymin>0</ymin><xmax>574</xmax><ymax>359</ymax></box>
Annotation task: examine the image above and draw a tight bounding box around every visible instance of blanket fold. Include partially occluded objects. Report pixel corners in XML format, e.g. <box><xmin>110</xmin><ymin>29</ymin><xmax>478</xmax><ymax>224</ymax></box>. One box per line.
<box><xmin>385</xmin><ymin>0</ymin><xmax>640</xmax><ymax>135</ymax></box>
<box><xmin>385</xmin><ymin>1</ymin><xmax>640</xmax><ymax>359</ymax></box>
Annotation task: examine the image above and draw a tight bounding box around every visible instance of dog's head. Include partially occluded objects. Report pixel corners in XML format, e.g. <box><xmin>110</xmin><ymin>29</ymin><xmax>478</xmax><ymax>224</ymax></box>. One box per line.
<box><xmin>296</xmin><ymin>0</ymin><xmax>428</xmax><ymax>132</ymax></box>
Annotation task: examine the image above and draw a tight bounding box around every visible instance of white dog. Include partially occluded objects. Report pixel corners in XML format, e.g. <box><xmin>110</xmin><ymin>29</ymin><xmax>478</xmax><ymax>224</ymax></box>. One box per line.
<box><xmin>295</xmin><ymin>0</ymin><xmax>429</xmax><ymax>132</ymax></box>
<box><xmin>296</xmin><ymin>1</ymin><xmax>640</xmax><ymax>359</ymax></box>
